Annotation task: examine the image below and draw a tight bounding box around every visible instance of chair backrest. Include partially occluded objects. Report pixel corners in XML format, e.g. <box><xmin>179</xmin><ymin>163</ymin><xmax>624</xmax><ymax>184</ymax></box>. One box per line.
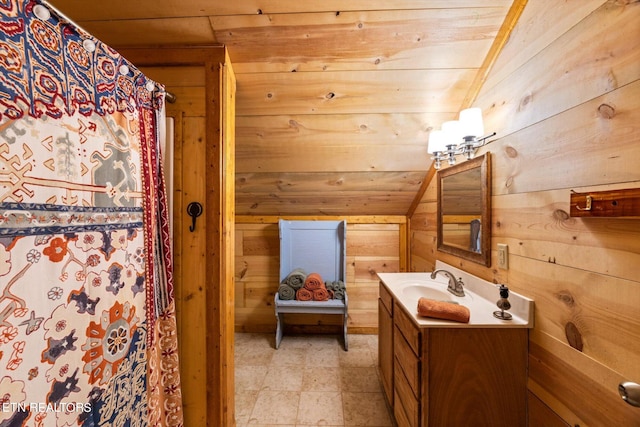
<box><xmin>279</xmin><ymin>220</ymin><xmax>347</xmax><ymax>283</ymax></box>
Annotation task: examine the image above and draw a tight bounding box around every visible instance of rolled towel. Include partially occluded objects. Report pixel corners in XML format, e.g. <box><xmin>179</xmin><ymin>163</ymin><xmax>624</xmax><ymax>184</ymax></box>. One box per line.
<box><xmin>278</xmin><ymin>283</ymin><xmax>296</xmax><ymax>300</ymax></box>
<box><xmin>323</xmin><ymin>280</ymin><xmax>345</xmax><ymax>292</ymax></box>
<box><xmin>417</xmin><ymin>298</ymin><xmax>470</xmax><ymax>323</ymax></box>
<box><xmin>333</xmin><ymin>289</ymin><xmax>345</xmax><ymax>300</ymax></box>
<box><xmin>282</xmin><ymin>268</ymin><xmax>307</xmax><ymax>290</ymax></box>
<box><xmin>312</xmin><ymin>287</ymin><xmax>329</xmax><ymax>301</ymax></box>
<box><xmin>296</xmin><ymin>288</ymin><xmax>313</xmax><ymax>301</ymax></box>
<box><xmin>304</xmin><ymin>272</ymin><xmax>323</xmax><ymax>291</ymax></box>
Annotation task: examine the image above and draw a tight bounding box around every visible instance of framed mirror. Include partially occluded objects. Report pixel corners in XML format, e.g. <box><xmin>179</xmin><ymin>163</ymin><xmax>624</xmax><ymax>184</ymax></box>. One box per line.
<box><xmin>437</xmin><ymin>153</ymin><xmax>491</xmax><ymax>266</ymax></box>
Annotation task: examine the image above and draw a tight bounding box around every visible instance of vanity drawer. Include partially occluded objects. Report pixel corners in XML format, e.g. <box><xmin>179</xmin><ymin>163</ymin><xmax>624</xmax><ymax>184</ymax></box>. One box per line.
<box><xmin>394</xmin><ymin>301</ymin><xmax>420</xmax><ymax>356</ymax></box>
<box><xmin>379</xmin><ymin>282</ymin><xmax>393</xmax><ymax>314</ymax></box>
<box><xmin>394</xmin><ymin>326</ymin><xmax>420</xmax><ymax>398</ymax></box>
<box><xmin>394</xmin><ymin>362</ymin><xmax>420</xmax><ymax>427</ymax></box>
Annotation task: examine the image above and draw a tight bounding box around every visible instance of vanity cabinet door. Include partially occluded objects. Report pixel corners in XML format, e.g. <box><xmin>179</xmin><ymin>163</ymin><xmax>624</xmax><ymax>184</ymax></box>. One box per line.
<box><xmin>378</xmin><ymin>296</ymin><xmax>393</xmax><ymax>405</ymax></box>
<box><xmin>379</xmin><ymin>282</ymin><xmax>393</xmax><ymax>313</ymax></box>
<box><xmin>393</xmin><ymin>299</ymin><xmax>422</xmax><ymax>427</ymax></box>
<box><xmin>394</xmin><ymin>302</ymin><xmax>421</xmax><ymax>354</ymax></box>
<box><xmin>394</xmin><ymin>326</ymin><xmax>420</xmax><ymax>398</ymax></box>
<box><xmin>428</xmin><ymin>328</ymin><xmax>527</xmax><ymax>426</ymax></box>
<box><xmin>394</xmin><ymin>359</ymin><xmax>420</xmax><ymax>427</ymax></box>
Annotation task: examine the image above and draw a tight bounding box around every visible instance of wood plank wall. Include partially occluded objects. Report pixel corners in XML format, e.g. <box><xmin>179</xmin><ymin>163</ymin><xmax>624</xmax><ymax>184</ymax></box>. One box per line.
<box><xmin>409</xmin><ymin>1</ymin><xmax>640</xmax><ymax>425</ymax></box>
<box><xmin>235</xmin><ymin>216</ymin><xmax>406</xmax><ymax>334</ymax></box>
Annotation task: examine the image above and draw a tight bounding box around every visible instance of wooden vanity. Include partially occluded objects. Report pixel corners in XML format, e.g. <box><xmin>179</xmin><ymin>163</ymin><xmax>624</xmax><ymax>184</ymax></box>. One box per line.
<box><xmin>379</xmin><ymin>282</ymin><xmax>528</xmax><ymax>427</ymax></box>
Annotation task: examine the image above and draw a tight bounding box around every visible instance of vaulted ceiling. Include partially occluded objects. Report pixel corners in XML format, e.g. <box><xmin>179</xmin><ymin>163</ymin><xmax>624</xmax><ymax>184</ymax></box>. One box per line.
<box><xmin>48</xmin><ymin>0</ymin><xmax>521</xmax><ymax>216</ymax></box>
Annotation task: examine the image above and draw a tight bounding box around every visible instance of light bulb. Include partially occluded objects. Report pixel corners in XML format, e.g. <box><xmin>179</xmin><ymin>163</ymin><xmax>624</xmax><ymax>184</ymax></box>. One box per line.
<box><xmin>427</xmin><ymin>130</ymin><xmax>446</xmax><ymax>154</ymax></box>
<box><xmin>459</xmin><ymin>107</ymin><xmax>484</xmax><ymax>138</ymax></box>
<box><xmin>442</xmin><ymin>120</ymin><xmax>463</xmax><ymax>146</ymax></box>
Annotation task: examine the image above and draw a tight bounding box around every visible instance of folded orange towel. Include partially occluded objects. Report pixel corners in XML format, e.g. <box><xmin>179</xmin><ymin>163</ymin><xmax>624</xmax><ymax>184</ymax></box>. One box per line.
<box><xmin>304</xmin><ymin>272</ymin><xmax>323</xmax><ymax>291</ymax></box>
<box><xmin>312</xmin><ymin>288</ymin><xmax>329</xmax><ymax>301</ymax></box>
<box><xmin>296</xmin><ymin>288</ymin><xmax>313</xmax><ymax>301</ymax></box>
<box><xmin>417</xmin><ymin>298</ymin><xmax>470</xmax><ymax>323</ymax></box>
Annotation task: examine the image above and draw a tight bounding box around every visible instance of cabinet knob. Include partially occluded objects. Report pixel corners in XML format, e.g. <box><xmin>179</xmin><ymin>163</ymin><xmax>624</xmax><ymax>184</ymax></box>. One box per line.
<box><xmin>619</xmin><ymin>381</ymin><xmax>640</xmax><ymax>407</ymax></box>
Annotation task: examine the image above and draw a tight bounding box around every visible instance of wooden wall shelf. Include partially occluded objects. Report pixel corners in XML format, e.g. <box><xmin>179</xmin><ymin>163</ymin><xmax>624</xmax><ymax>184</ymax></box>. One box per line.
<box><xmin>570</xmin><ymin>188</ymin><xmax>640</xmax><ymax>217</ymax></box>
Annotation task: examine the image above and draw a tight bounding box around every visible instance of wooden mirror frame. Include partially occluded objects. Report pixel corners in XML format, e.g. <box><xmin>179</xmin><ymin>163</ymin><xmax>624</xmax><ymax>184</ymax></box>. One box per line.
<box><xmin>437</xmin><ymin>153</ymin><xmax>491</xmax><ymax>266</ymax></box>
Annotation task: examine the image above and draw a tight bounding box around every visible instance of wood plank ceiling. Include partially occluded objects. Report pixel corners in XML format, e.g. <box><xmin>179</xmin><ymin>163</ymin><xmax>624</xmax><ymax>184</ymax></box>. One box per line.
<box><xmin>48</xmin><ymin>0</ymin><xmax>518</xmax><ymax>216</ymax></box>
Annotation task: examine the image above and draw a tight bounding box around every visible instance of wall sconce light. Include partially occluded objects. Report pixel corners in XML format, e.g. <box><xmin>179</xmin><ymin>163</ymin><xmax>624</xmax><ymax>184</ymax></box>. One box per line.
<box><xmin>428</xmin><ymin>107</ymin><xmax>496</xmax><ymax>169</ymax></box>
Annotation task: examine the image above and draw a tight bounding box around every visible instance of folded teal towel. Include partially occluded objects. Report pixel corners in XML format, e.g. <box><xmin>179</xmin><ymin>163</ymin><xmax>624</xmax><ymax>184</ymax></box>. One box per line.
<box><xmin>278</xmin><ymin>283</ymin><xmax>296</xmax><ymax>300</ymax></box>
<box><xmin>282</xmin><ymin>268</ymin><xmax>307</xmax><ymax>290</ymax></box>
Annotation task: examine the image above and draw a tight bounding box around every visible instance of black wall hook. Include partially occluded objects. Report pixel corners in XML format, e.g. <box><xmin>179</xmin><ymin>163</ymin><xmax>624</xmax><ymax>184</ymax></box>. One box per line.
<box><xmin>187</xmin><ymin>202</ymin><xmax>203</xmax><ymax>232</ymax></box>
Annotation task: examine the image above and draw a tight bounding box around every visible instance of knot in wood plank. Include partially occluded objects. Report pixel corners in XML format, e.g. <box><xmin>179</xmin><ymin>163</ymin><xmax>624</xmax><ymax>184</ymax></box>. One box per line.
<box><xmin>597</xmin><ymin>103</ymin><xmax>615</xmax><ymax>119</ymax></box>
<box><xmin>555</xmin><ymin>290</ymin><xmax>575</xmax><ymax>307</ymax></box>
<box><xmin>517</xmin><ymin>92</ymin><xmax>532</xmax><ymax>111</ymax></box>
<box><xmin>505</xmin><ymin>176</ymin><xmax>514</xmax><ymax>188</ymax></box>
<box><xmin>565</xmin><ymin>321</ymin><xmax>584</xmax><ymax>351</ymax></box>
<box><xmin>553</xmin><ymin>209</ymin><xmax>570</xmax><ymax>221</ymax></box>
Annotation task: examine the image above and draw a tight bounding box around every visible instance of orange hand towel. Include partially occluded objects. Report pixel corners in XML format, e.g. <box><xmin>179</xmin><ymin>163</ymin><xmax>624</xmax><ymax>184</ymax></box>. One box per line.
<box><xmin>304</xmin><ymin>272</ymin><xmax>324</xmax><ymax>291</ymax></box>
<box><xmin>417</xmin><ymin>298</ymin><xmax>470</xmax><ymax>323</ymax></box>
<box><xmin>312</xmin><ymin>287</ymin><xmax>329</xmax><ymax>301</ymax></box>
<box><xmin>296</xmin><ymin>288</ymin><xmax>313</xmax><ymax>301</ymax></box>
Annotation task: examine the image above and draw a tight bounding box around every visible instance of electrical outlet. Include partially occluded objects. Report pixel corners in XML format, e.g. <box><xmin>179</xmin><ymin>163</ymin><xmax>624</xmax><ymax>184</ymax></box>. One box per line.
<box><xmin>497</xmin><ymin>243</ymin><xmax>509</xmax><ymax>269</ymax></box>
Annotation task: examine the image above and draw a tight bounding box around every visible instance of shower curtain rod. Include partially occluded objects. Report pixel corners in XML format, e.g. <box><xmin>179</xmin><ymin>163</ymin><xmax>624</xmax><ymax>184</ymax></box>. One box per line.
<box><xmin>165</xmin><ymin>91</ymin><xmax>177</xmax><ymax>103</ymax></box>
<box><xmin>41</xmin><ymin>0</ymin><xmax>177</xmax><ymax>104</ymax></box>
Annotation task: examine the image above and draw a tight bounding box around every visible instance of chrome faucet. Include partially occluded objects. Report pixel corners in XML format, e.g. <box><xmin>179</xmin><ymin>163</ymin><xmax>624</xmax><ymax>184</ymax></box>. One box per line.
<box><xmin>430</xmin><ymin>269</ymin><xmax>465</xmax><ymax>297</ymax></box>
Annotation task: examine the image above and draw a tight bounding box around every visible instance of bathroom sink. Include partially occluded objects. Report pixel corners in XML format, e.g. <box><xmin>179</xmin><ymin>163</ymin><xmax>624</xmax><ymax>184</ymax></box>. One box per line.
<box><xmin>402</xmin><ymin>285</ymin><xmax>454</xmax><ymax>302</ymax></box>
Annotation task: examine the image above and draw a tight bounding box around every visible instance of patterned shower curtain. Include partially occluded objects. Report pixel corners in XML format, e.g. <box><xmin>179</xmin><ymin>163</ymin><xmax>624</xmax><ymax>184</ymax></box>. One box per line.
<box><xmin>0</xmin><ymin>0</ymin><xmax>184</xmax><ymax>425</ymax></box>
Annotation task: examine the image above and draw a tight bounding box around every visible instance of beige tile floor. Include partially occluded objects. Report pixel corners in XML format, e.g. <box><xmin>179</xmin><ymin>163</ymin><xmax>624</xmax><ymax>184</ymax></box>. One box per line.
<box><xmin>235</xmin><ymin>332</ymin><xmax>395</xmax><ymax>426</ymax></box>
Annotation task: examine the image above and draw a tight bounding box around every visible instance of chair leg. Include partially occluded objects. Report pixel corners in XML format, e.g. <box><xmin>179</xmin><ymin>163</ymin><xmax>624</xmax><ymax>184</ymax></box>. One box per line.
<box><xmin>343</xmin><ymin>311</ymin><xmax>348</xmax><ymax>351</ymax></box>
<box><xmin>343</xmin><ymin>293</ymin><xmax>349</xmax><ymax>351</ymax></box>
<box><xmin>275</xmin><ymin>312</ymin><xmax>284</xmax><ymax>349</ymax></box>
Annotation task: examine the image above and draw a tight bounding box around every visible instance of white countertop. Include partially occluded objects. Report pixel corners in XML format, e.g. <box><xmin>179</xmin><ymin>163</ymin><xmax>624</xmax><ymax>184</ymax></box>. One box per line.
<box><xmin>377</xmin><ymin>263</ymin><xmax>533</xmax><ymax>328</ymax></box>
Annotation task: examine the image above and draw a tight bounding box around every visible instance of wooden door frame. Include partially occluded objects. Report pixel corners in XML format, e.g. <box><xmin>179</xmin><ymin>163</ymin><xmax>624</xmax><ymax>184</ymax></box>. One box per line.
<box><xmin>118</xmin><ymin>46</ymin><xmax>235</xmax><ymax>427</ymax></box>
